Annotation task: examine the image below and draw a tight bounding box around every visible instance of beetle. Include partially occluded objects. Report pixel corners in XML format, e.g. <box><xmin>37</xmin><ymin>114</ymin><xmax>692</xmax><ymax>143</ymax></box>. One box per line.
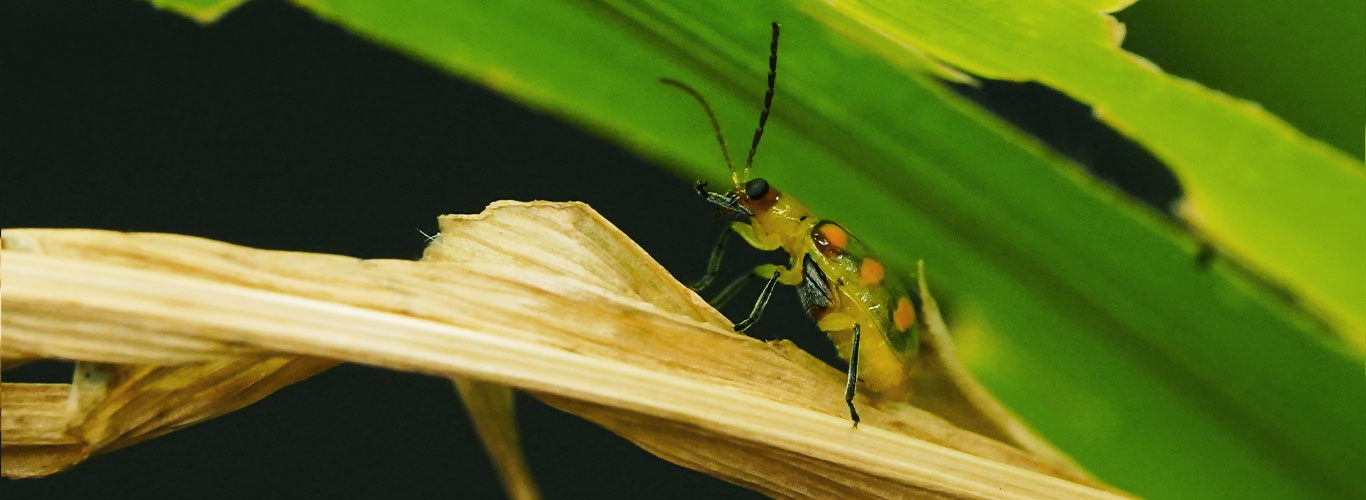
<box><xmin>662</xmin><ymin>23</ymin><xmax>924</xmax><ymax>425</ymax></box>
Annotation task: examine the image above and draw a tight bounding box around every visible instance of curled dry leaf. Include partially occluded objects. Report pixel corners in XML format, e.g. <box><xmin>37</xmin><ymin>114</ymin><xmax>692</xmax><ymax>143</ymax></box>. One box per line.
<box><xmin>1</xmin><ymin>201</ymin><xmax>1126</xmax><ymax>499</ymax></box>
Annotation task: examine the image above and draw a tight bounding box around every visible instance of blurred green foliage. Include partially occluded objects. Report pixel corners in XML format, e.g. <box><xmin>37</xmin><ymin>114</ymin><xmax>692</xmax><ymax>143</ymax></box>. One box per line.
<box><xmin>1119</xmin><ymin>0</ymin><xmax>1365</xmax><ymax>159</ymax></box>
<box><xmin>148</xmin><ymin>0</ymin><xmax>247</xmax><ymax>23</ymax></box>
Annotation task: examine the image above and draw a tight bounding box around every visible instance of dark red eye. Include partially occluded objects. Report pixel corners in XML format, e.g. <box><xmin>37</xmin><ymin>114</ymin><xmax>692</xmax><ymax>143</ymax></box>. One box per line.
<box><xmin>744</xmin><ymin>178</ymin><xmax>770</xmax><ymax>200</ymax></box>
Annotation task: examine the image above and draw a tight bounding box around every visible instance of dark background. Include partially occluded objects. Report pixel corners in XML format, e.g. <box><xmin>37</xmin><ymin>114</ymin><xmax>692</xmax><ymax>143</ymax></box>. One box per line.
<box><xmin>1</xmin><ymin>1</ymin><xmax>1170</xmax><ymax>499</ymax></box>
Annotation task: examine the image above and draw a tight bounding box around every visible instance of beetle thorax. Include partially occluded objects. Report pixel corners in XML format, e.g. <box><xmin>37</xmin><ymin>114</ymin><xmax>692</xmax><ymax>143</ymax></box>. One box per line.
<box><xmin>745</xmin><ymin>190</ymin><xmax>819</xmax><ymax>255</ymax></box>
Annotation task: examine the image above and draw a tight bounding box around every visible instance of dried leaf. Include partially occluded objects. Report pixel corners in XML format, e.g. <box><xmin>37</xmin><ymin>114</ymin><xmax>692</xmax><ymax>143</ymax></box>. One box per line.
<box><xmin>452</xmin><ymin>379</ymin><xmax>541</xmax><ymax>500</ymax></box>
<box><xmin>1</xmin><ymin>201</ymin><xmax>1126</xmax><ymax>499</ymax></box>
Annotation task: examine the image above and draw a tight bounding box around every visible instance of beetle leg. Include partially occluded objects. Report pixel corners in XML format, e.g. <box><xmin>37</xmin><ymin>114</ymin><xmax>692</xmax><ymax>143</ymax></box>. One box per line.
<box><xmin>845</xmin><ymin>323</ymin><xmax>862</xmax><ymax>426</ymax></box>
<box><xmin>689</xmin><ymin>229</ymin><xmax>733</xmax><ymax>291</ymax></box>
<box><xmin>705</xmin><ymin>262</ymin><xmax>793</xmax><ymax>309</ymax></box>
<box><xmin>706</xmin><ymin>271</ymin><xmax>756</xmax><ymax>308</ymax></box>
<box><xmin>811</xmin><ymin>313</ymin><xmax>862</xmax><ymax>426</ymax></box>
<box><xmin>733</xmin><ymin>271</ymin><xmax>782</xmax><ymax>332</ymax></box>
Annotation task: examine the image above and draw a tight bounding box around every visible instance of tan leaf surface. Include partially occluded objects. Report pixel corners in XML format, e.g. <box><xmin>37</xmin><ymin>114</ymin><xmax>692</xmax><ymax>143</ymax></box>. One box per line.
<box><xmin>1</xmin><ymin>201</ymin><xmax>1127</xmax><ymax>499</ymax></box>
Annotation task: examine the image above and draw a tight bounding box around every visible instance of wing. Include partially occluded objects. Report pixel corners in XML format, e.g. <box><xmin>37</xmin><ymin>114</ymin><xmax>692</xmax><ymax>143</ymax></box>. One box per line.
<box><xmin>807</xmin><ymin>220</ymin><xmax>920</xmax><ymax>362</ymax></box>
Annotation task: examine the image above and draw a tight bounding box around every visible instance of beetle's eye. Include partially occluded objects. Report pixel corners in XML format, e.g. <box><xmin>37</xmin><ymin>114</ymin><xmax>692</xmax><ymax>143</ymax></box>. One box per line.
<box><xmin>744</xmin><ymin>178</ymin><xmax>770</xmax><ymax>200</ymax></box>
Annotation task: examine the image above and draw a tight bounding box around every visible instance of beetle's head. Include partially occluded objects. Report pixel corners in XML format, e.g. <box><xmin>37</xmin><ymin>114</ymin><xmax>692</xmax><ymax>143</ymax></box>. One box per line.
<box><xmin>694</xmin><ymin>176</ymin><xmax>781</xmax><ymax>219</ymax></box>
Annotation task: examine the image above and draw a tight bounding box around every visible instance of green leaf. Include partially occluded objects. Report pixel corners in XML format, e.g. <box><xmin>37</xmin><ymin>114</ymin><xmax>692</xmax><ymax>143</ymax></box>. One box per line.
<box><xmin>146</xmin><ymin>0</ymin><xmax>248</xmax><ymax>23</ymax></box>
<box><xmin>1117</xmin><ymin>0</ymin><xmax>1365</xmax><ymax>160</ymax></box>
<box><xmin>814</xmin><ymin>0</ymin><xmax>1366</xmax><ymax>349</ymax></box>
<box><xmin>148</xmin><ymin>1</ymin><xmax>1365</xmax><ymax>499</ymax></box>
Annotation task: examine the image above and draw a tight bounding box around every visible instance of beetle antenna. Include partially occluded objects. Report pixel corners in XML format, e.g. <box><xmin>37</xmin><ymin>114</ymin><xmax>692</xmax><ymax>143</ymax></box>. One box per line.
<box><xmin>660</xmin><ymin>78</ymin><xmax>738</xmax><ymax>186</ymax></box>
<box><xmin>742</xmin><ymin>22</ymin><xmax>780</xmax><ymax>181</ymax></box>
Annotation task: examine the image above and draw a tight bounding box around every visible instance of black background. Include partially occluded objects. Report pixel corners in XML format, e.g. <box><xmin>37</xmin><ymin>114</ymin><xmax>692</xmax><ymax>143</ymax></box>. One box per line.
<box><xmin>1</xmin><ymin>1</ymin><xmax>1169</xmax><ymax>499</ymax></box>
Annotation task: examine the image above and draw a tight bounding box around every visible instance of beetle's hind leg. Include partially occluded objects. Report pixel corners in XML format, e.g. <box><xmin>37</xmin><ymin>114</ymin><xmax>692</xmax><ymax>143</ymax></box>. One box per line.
<box><xmin>814</xmin><ymin>313</ymin><xmax>863</xmax><ymax>426</ymax></box>
<box><xmin>845</xmin><ymin>323</ymin><xmax>862</xmax><ymax>426</ymax></box>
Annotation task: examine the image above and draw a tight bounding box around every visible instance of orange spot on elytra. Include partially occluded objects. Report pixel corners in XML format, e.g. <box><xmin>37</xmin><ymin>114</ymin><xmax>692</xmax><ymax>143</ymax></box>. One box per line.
<box><xmin>893</xmin><ymin>296</ymin><xmax>915</xmax><ymax>331</ymax></box>
<box><xmin>860</xmin><ymin>259</ymin><xmax>885</xmax><ymax>286</ymax></box>
<box><xmin>818</xmin><ymin>224</ymin><xmax>847</xmax><ymax>251</ymax></box>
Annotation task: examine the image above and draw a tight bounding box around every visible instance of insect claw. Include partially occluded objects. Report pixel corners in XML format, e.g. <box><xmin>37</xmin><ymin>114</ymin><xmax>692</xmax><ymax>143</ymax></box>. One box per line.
<box><xmin>694</xmin><ymin>180</ymin><xmax>710</xmax><ymax>198</ymax></box>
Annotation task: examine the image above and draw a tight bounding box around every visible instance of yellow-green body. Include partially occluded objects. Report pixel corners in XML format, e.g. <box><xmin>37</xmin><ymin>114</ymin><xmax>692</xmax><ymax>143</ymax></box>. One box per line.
<box><xmin>731</xmin><ymin>186</ymin><xmax>921</xmax><ymax>401</ymax></box>
<box><xmin>667</xmin><ymin>22</ymin><xmax>919</xmax><ymax>414</ymax></box>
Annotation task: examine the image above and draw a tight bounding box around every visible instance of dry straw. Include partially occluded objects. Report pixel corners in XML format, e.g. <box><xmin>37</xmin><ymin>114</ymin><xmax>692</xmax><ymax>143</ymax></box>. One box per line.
<box><xmin>1</xmin><ymin>201</ymin><xmax>1128</xmax><ymax>499</ymax></box>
